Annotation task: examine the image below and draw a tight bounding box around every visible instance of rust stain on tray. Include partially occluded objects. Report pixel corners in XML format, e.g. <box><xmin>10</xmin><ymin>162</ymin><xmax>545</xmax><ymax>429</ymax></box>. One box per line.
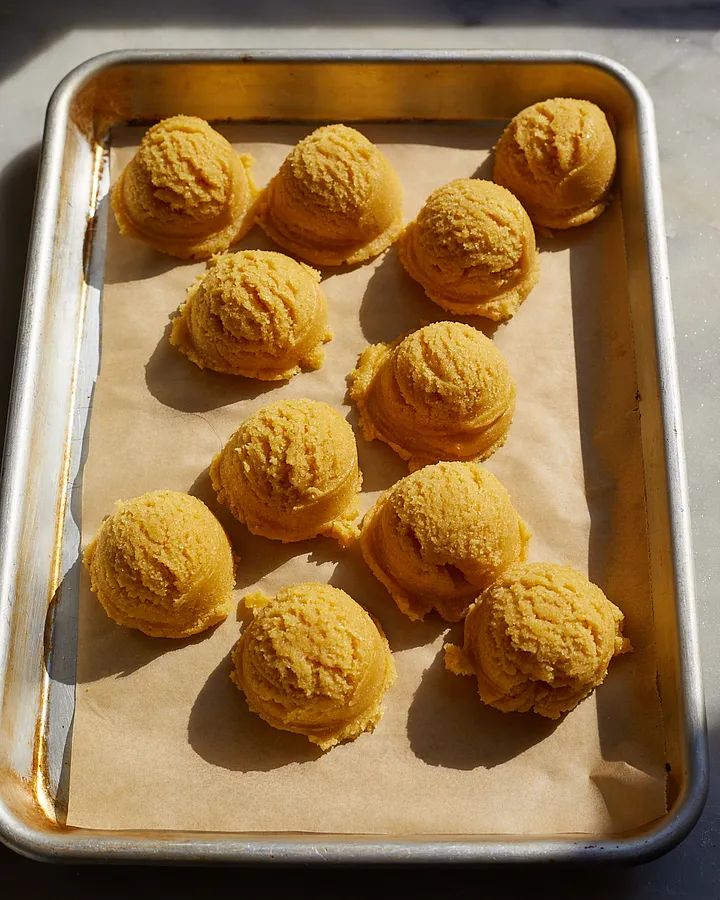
<box><xmin>30</xmin><ymin>139</ymin><xmax>107</xmax><ymax>821</ymax></box>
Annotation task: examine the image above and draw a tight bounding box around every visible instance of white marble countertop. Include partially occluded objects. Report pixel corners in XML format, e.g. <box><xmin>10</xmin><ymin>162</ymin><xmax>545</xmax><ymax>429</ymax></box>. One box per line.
<box><xmin>1</xmin><ymin>1</ymin><xmax>718</xmax><ymax>896</ymax></box>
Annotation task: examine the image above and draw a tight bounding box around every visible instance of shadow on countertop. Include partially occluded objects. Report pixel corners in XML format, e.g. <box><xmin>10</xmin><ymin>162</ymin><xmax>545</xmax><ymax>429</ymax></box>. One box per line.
<box><xmin>2</xmin><ymin>0</ymin><xmax>718</xmax><ymax>86</ymax></box>
<box><xmin>0</xmin><ymin>142</ymin><xmax>41</xmax><ymax>449</ymax></box>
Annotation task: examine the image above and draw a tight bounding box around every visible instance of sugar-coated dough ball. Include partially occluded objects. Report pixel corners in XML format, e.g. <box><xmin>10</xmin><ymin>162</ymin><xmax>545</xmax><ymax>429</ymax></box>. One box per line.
<box><xmin>83</xmin><ymin>490</ymin><xmax>235</xmax><ymax>638</ymax></box>
<box><xmin>361</xmin><ymin>462</ymin><xmax>530</xmax><ymax>622</ymax></box>
<box><xmin>445</xmin><ymin>562</ymin><xmax>629</xmax><ymax>718</ymax></box>
<box><xmin>231</xmin><ymin>583</ymin><xmax>396</xmax><ymax>750</ymax></box>
<box><xmin>493</xmin><ymin>98</ymin><xmax>616</xmax><ymax>230</ymax></box>
<box><xmin>398</xmin><ymin>179</ymin><xmax>539</xmax><ymax>321</ymax></box>
<box><xmin>111</xmin><ymin>115</ymin><xmax>256</xmax><ymax>259</ymax></box>
<box><xmin>348</xmin><ymin>321</ymin><xmax>516</xmax><ymax>472</ymax></box>
<box><xmin>210</xmin><ymin>399</ymin><xmax>362</xmax><ymax>545</ymax></box>
<box><xmin>256</xmin><ymin>124</ymin><xmax>403</xmax><ymax>266</ymax></box>
<box><xmin>170</xmin><ymin>250</ymin><xmax>331</xmax><ymax>380</ymax></box>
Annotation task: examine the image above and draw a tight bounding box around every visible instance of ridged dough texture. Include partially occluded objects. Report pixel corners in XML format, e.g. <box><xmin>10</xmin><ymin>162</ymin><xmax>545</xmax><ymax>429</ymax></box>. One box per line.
<box><xmin>398</xmin><ymin>179</ymin><xmax>539</xmax><ymax>321</ymax></box>
<box><xmin>231</xmin><ymin>583</ymin><xmax>396</xmax><ymax>750</ymax></box>
<box><xmin>210</xmin><ymin>399</ymin><xmax>362</xmax><ymax>545</ymax></box>
<box><xmin>493</xmin><ymin>98</ymin><xmax>617</xmax><ymax>230</ymax></box>
<box><xmin>169</xmin><ymin>250</ymin><xmax>331</xmax><ymax>380</ymax></box>
<box><xmin>361</xmin><ymin>462</ymin><xmax>530</xmax><ymax>622</ymax></box>
<box><xmin>445</xmin><ymin>562</ymin><xmax>630</xmax><ymax>718</ymax></box>
<box><xmin>348</xmin><ymin>321</ymin><xmax>516</xmax><ymax>471</ymax></box>
<box><xmin>256</xmin><ymin>124</ymin><xmax>403</xmax><ymax>266</ymax></box>
<box><xmin>111</xmin><ymin>115</ymin><xmax>257</xmax><ymax>259</ymax></box>
<box><xmin>83</xmin><ymin>490</ymin><xmax>235</xmax><ymax>638</ymax></box>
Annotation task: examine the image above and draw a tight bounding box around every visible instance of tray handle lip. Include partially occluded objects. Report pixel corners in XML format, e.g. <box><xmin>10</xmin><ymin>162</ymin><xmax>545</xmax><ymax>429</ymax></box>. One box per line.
<box><xmin>0</xmin><ymin>47</ymin><xmax>708</xmax><ymax>865</ymax></box>
<box><xmin>593</xmin><ymin>49</ymin><xmax>710</xmax><ymax>850</ymax></box>
<box><xmin>38</xmin><ymin>46</ymin><xmax>694</xmax><ymax>120</ymax></box>
<box><xmin>0</xmin><ymin>803</ymin><xmax>710</xmax><ymax>866</ymax></box>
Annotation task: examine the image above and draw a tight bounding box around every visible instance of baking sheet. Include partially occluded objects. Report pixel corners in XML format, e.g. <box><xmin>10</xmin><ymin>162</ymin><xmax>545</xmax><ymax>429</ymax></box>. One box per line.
<box><xmin>66</xmin><ymin>123</ymin><xmax>666</xmax><ymax>835</ymax></box>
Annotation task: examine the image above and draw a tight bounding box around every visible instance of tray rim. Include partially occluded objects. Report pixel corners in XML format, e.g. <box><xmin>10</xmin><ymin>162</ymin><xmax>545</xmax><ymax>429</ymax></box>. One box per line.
<box><xmin>0</xmin><ymin>47</ymin><xmax>708</xmax><ymax>865</ymax></box>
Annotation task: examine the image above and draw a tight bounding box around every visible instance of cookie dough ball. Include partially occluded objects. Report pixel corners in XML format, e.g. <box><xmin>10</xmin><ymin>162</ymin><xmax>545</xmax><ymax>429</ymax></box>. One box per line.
<box><xmin>83</xmin><ymin>491</ymin><xmax>235</xmax><ymax>638</ymax></box>
<box><xmin>445</xmin><ymin>562</ymin><xmax>629</xmax><ymax>718</ymax></box>
<box><xmin>210</xmin><ymin>399</ymin><xmax>362</xmax><ymax>545</ymax></box>
<box><xmin>169</xmin><ymin>250</ymin><xmax>331</xmax><ymax>380</ymax></box>
<box><xmin>256</xmin><ymin>124</ymin><xmax>403</xmax><ymax>266</ymax></box>
<box><xmin>398</xmin><ymin>179</ymin><xmax>539</xmax><ymax>321</ymax></box>
<box><xmin>111</xmin><ymin>115</ymin><xmax>257</xmax><ymax>259</ymax></box>
<box><xmin>348</xmin><ymin>321</ymin><xmax>516</xmax><ymax>471</ymax></box>
<box><xmin>493</xmin><ymin>98</ymin><xmax>617</xmax><ymax>230</ymax></box>
<box><xmin>231</xmin><ymin>583</ymin><xmax>396</xmax><ymax>750</ymax></box>
<box><xmin>361</xmin><ymin>462</ymin><xmax>530</xmax><ymax>622</ymax></box>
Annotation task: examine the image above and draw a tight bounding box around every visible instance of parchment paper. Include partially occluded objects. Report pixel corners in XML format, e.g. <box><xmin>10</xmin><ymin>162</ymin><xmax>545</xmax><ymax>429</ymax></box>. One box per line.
<box><xmin>66</xmin><ymin>124</ymin><xmax>666</xmax><ymax>835</ymax></box>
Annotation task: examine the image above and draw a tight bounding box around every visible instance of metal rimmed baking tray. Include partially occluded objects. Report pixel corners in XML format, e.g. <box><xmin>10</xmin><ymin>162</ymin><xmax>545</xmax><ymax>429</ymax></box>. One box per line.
<box><xmin>0</xmin><ymin>49</ymin><xmax>708</xmax><ymax>864</ymax></box>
